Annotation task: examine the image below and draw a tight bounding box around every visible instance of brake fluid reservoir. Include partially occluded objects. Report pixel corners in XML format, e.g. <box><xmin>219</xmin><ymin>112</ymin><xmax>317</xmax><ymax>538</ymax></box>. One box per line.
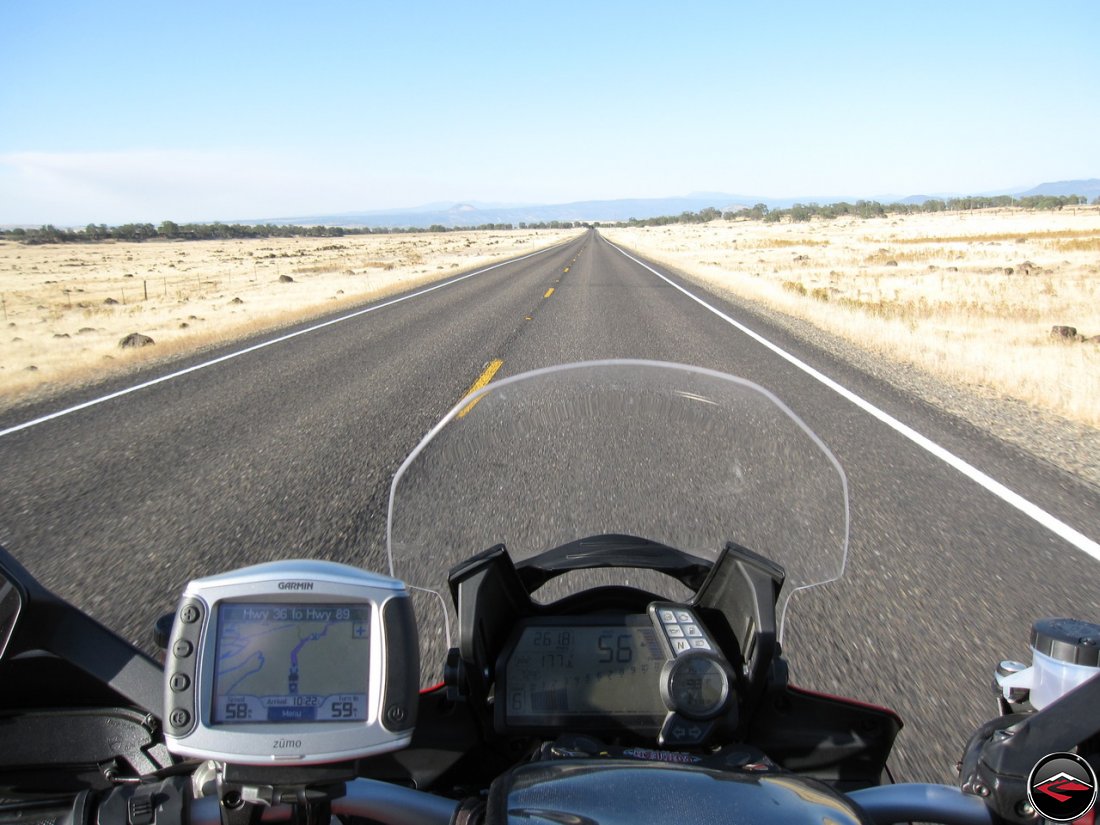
<box><xmin>1029</xmin><ymin>618</ymin><xmax>1100</xmax><ymax>710</ymax></box>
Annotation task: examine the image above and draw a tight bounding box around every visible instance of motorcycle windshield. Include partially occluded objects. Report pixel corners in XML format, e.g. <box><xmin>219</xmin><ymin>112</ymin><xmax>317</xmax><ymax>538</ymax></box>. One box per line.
<box><xmin>387</xmin><ymin>361</ymin><xmax>848</xmax><ymax>685</ymax></box>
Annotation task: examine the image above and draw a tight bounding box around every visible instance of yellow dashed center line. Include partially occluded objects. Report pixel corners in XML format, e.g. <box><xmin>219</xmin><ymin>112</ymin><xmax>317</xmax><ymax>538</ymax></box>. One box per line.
<box><xmin>544</xmin><ymin>288</ymin><xmax>555</xmax><ymax>298</ymax></box>
<box><xmin>457</xmin><ymin>359</ymin><xmax>504</xmax><ymax>418</ymax></box>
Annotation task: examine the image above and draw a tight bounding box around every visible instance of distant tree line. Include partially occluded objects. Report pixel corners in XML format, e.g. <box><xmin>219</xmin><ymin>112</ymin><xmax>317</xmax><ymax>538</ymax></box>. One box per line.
<box><xmin>9</xmin><ymin>193</ymin><xmax>1092</xmax><ymax>243</ymax></box>
<box><xmin>614</xmin><ymin>194</ymin><xmax>1095</xmax><ymax>228</ymax></box>
<box><xmin>0</xmin><ymin>220</ymin><xmax>583</xmax><ymax>245</ymax></box>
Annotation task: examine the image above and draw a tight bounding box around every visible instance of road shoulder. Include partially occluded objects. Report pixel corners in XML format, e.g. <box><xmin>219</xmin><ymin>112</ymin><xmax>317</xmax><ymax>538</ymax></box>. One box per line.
<box><xmin>637</xmin><ymin>253</ymin><xmax>1100</xmax><ymax>492</ymax></box>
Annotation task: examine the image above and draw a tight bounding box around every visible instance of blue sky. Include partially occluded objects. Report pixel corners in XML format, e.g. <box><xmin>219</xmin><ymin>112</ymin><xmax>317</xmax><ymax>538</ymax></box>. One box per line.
<box><xmin>1</xmin><ymin>1</ymin><xmax>1097</xmax><ymax>224</ymax></box>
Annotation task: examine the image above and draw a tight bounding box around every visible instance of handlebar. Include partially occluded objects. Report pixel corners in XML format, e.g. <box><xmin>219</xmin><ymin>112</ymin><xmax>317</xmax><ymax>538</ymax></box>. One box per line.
<box><xmin>849</xmin><ymin>784</ymin><xmax>995</xmax><ymax>825</ymax></box>
<box><xmin>187</xmin><ymin>778</ymin><xmax>992</xmax><ymax>825</ymax></box>
<box><xmin>51</xmin><ymin>776</ymin><xmax>994</xmax><ymax>825</ymax></box>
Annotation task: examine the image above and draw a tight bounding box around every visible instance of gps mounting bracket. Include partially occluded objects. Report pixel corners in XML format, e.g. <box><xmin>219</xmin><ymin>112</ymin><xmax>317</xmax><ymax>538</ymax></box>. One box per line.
<box><xmin>218</xmin><ymin>763</ymin><xmax>355</xmax><ymax>825</ymax></box>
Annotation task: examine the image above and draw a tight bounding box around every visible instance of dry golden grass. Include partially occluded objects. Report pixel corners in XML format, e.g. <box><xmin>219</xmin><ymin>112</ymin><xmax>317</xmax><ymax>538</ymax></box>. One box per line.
<box><xmin>602</xmin><ymin>208</ymin><xmax>1100</xmax><ymax>428</ymax></box>
<box><xmin>0</xmin><ymin>228</ymin><xmax>582</xmax><ymax>410</ymax></box>
<box><xmin>889</xmin><ymin>228</ymin><xmax>1100</xmax><ymax>244</ymax></box>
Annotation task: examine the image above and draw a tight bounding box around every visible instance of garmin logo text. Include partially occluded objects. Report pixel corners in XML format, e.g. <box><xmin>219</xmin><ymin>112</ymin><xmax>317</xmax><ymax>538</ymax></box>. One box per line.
<box><xmin>278</xmin><ymin>581</ymin><xmax>314</xmax><ymax>591</ymax></box>
<box><xmin>273</xmin><ymin>739</ymin><xmax>302</xmax><ymax>749</ymax></box>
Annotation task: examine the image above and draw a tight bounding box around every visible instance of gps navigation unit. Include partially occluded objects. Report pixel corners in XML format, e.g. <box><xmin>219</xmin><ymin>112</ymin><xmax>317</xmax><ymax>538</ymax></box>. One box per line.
<box><xmin>164</xmin><ymin>560</ymin><xmax>418</xmax><ymax>765</ymax></box>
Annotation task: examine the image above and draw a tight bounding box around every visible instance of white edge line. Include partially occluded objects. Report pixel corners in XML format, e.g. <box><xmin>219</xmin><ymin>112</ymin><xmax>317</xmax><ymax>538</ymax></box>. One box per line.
<box><xmin>604</xmin><ymin>237</ymin><xmax>1100</xmax><ymax>563</ymax></box>
<box><xmin>0</xmin><ymin>240</ymin><xmax>571</xmax><ymax>439</ymax></box>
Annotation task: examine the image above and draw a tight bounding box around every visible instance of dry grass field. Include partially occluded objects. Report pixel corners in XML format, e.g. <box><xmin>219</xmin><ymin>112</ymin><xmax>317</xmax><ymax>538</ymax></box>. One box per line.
<box><xmin>602</xmin><ymin>208</ymin><xmax>1100</xmax><ymax>429</ymax></box>
<box><xmin>0</xmin><ymin>228</ymin><xmax>581</xmax><ymax>410</ymax></box>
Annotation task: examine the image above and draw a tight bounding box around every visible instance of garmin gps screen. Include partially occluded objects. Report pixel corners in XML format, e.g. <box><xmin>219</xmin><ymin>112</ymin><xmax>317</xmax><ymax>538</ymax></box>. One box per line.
<box><xmin>212</xmin><ymin>603</ymin><xmax>371</xmax><ymax>724</ymax></box>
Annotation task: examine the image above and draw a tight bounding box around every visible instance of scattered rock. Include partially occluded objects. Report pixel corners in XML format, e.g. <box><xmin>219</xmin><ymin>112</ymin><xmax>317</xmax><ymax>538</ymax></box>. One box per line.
<box><xmin>77</xmin><ymin>327</ymin><xmax>97</xmax><ymax>334</ymax></box>
<box><xmin>52</xmin><ymin>333</ymin><xmax>70</xmax><ymax>339</ymax></box>
<box><xmin>1015</xmin><ymin>237</ymin><xmax>1027</xmax><ymax>243</ymax></box>
<box><xmin>1050</xmin><ymin>325</ymin><xmax>1078</xmax><ymax>340</ymax></box>
<box><xmin>1003</xmin><ymin>267</ymin><xmax>1014</xmax><ymax>275</ymax></box>
<box><xmin>947</xmin><ymin>266</ymin><xmax>958</xmax><ymax>272</ymax></box>
<box><xmin>188</xmin><ymin>315</ymin><xmax>199</xmax><ymax>320</ymax></box>
<box><xmin>793</xmin><ymin>254</ymin><xmax>810</xmax><ymax>262</ymax></box>
<box><xmin>885</xmin><ymin>260</ymin><xmax>898</xmax><ymax>267</ymax></box>
<box><xmin>11</xmin><ymin>337</ymin><xmax>23</xmax><ymax>342</ymax></box>
<box><xmin>1017</xmin><ymin>261</ymin><xmax>1036</xmax><ymax>275</ymax></box>
<box><xmin>1087</xmin><ymin>335</ymin><xmax>1100</xmax><ymax>344</ymax></box>
<box><xmin>230</xmin><ymin>297</ymin><xmax>244</xmax><ymax>304</ymax></box>
<box><xmin>104</xmin><ymin>297</ymin><xmax>120</xmax><ymax>305</ymax></box>
<box><xmin>25</xmin><ymin>365</ymin><xmax>37</xmax><ymax>372</ymax></box>
<box><xmin>278</xmin><ymin>274</ymin><xmax>295</xmax><ymax>283</ymax></box>
<box><xmin>336</xmin><ymin>289</ymin><xmax>344</xmax><ymax>295</ymax></box>
<box><xmin>179</xmin><ymin>322</ymin><xmax>189</xmax><ymax>329</ymax></box>
<box><xmin>119</xmin><ymin>332</ymin><xmax>155</xmax><ymax>348</ymax></box>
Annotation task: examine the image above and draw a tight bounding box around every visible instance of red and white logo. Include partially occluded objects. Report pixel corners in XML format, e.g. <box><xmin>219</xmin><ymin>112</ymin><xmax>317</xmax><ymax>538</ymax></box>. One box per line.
<box><xmin>1028</xmin><ymin>753</ymin><xmax>1098</xmax><ymax>822</ymax></box>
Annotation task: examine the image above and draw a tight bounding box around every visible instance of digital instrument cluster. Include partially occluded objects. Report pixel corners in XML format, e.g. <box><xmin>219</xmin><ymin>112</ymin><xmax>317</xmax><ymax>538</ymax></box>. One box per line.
<box><xmin>497</xmin><ymin>602</ymin><xmax>736</xmax><ymax>746</ymax></box>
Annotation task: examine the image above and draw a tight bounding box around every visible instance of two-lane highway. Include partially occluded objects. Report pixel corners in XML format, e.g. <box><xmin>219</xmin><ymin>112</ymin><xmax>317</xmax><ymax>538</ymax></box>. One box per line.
<box><xmin>1</xmin><ymin>229</ymin><xmax>1098</xmax><ymax>783</ymax></box>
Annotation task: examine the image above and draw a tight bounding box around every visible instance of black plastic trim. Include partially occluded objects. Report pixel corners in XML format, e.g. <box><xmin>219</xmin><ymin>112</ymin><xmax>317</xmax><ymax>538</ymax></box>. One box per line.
<box><xmin>0</xmin><ymin>544</ymin><xmax>164</xmax><ymax>720</ymax></box>
<box><xmin>381</xmin><ymin>596</ymin><xmax>418</xmax><ymax>733</ymax></box>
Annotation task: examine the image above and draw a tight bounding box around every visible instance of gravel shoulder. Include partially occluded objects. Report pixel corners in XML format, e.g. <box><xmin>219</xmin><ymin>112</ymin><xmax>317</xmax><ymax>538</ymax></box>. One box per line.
<box><xmin>661</xmin><ymin>258</ymin><xmax>1100</xmax><ymax>492</ymax></box>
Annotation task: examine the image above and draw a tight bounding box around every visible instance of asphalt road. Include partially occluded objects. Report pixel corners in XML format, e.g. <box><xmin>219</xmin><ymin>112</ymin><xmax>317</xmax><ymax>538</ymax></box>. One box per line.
<box><xmin>1</xmin><ymin>229</ymin><xmax>1098</xmax><ymax>783</ymax></box>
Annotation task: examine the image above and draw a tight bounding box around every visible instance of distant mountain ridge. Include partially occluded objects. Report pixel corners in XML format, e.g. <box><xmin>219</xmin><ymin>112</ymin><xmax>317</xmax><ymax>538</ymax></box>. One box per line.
<box><xmin>260</xmin><ymin>179</ymin><xmax>1100</xmax><ymax>229</ymax></box>
<box><xmin>1018</xmin><ymin>178</ymin><xmax>1100</xmax><ymax>199</ymax></box>
<box><xmin>266</xmin><ymin>195</ymin><xmax>755</xmax><ymax>229</ymax></box>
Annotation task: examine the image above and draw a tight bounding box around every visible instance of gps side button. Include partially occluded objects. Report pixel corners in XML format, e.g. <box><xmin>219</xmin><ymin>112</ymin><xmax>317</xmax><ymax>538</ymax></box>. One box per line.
<box><xmin>168</xmin><ymin>708</ymin><xmax>191</xmax><ymax>730</ymax></box>
<box><xmin>169</xmin><ymin>673</ymin><xmax>190</xmax><ymax>692</ymax></box>
<box><xmin>180</xmin><ymin>603</ymin><xmax>201</xmax><ymax>624</ymax></box>
<box><xmin>172</xmin><ymin>639</ymin><xmax>193</xmax><ymax>658</ymax></box>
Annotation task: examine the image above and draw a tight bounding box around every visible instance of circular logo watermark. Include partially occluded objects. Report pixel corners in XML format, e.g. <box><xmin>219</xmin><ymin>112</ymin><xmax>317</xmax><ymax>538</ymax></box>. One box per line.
<box><xmin>1027</xmin><ymin>752</ymin><xmax>1097</xmax><ymax>822</ymax></box>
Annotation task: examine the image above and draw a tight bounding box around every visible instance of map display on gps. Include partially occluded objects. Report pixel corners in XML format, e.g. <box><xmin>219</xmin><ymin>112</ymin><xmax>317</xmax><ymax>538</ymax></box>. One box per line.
<box><xmin>212</xmin><ymin>603</ymin><xmax>371</xmax><ymax>724</ymax></box>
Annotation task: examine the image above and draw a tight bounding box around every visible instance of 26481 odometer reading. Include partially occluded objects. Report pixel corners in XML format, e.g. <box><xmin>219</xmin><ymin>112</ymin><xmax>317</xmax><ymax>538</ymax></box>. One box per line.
<box><xmin>503</xmin><ymin>617</ymin><xmax>668</xmax><ymax>726</ymax></box>
<box><xmin>213</xmin><ymin>603</ymin><xmax>370</xmax><ymax>724</ymax></box>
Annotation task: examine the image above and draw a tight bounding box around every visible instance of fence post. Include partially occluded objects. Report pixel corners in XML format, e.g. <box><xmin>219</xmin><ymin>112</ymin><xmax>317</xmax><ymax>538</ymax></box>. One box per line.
<box><xmin>144</xmin><ymin>280</ymin><xmax>149</xmax><ymax>301</ymax></box>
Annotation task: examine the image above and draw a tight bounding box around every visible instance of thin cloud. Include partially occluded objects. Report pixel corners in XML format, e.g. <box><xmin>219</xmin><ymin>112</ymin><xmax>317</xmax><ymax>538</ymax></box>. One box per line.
<box><xmin>0</xmin><ymin>150</ymin><xmax>433</xmax><ymax>225</ymax></box>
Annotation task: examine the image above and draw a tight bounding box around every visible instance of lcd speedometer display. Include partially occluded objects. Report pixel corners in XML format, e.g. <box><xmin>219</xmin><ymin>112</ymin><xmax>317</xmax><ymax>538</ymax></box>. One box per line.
<box><xmin>212</xmin><ymin>603</ymin><xmax>370</xmax><ymax>724</ymax></box>
<box><xmin>503</xmin><ymin>617</ymin><xmax>668</xmax><ymax>726</ymax></box>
